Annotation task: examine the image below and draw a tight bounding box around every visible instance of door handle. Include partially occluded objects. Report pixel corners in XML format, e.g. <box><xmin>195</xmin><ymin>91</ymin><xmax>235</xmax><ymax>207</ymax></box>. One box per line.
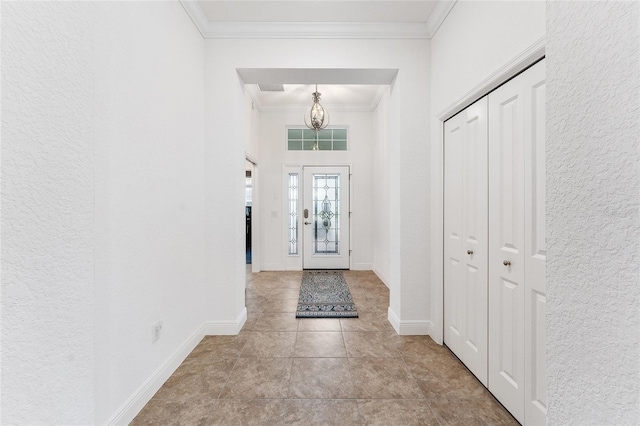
<box><xmin>304</xmin><ymin>221</ymin><xmax>312</xmax><ymax>225</ymax></box>
<box><xmin>467</xmin><ymin>250</ymin><xmax>473</xmax><ymax>255</ymax></box>
<box><xmin>503</xmin><ymin>260</ymin><xmax>511</xmax><ymax>266</ymax></box>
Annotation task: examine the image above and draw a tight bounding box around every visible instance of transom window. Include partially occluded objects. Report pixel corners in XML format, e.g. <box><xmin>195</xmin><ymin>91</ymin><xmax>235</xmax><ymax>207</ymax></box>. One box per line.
<box><xmin>287</xmin><ymin>128</ymin><xmax>348</xmax><ymax>151</ymax></box>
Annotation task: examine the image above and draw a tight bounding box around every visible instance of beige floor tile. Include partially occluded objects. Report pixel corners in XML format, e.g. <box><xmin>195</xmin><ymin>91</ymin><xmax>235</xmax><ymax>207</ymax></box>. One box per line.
<box><xmin>288</xmin><ymin>358</ymin><xmax>356</xmax><ymax>399</ymax></box>
<box><xmin>269</xmin><ymin>287</ymin><xmax>302</xmax><ymax>299</ymax></box>
<box><xmin>209</xmin><ymin>399</ymin><xmax>285</xmax><ymax>425</ymax></box>
<box><xmin>428</xmin><ymin>397</ymin><xmax>518</xmax><ymax>426</ymax></box>
<box><xmin>404</xmin><ymin>357</ymin><xmax>489</xmax><ymax>399</ymax></box>
<box><xmin>349</xmin><ymin>358</ymin><xmax>424</xmax><ymax>399</ymax></box>
<box><xmin>294</xmin><ymin>332</ymin><xmax>347</xmax><ymax>358</ymax></box>
<box><xmin>264</xmin><ymin>297</ymin><xmax>299</xmax><ymax>313</ymax></box>
<box><xmin>283</xmin><ymin>399</ymin><xmax>360</xmax><ymax>425</ymax></box>
<box><xmin>154</xmin><ymin>358</ymin><xmax>236</xmax><ymax>401</ymax></box>
<box><xmin>340</xmin><ymin>313</ymin><xmax>394</xmax><ymax>332</ymax></box>
<box><xmin>297</xmin><ymin>318</ymin><xmax>342</xmax><ymax>331</ymax></box>
<box><xmin>187</xmin><ymin>335</ymin><xmax>248</xmax><ymax>360</ymax></box>
<box><xmin>240</xmin><ymin>332</ymin><xmax>297</xmax><ymax>357</ymax></box>
<box><xmin>219</xmin><ymin>358</ymin><xmax>293</xmax><ymax>399</ymax></box>
<box><xmin>131</xmin><ymin>393</ymin><xmax>214</xmax><ymax>426</ymax></box>
<box><xmin>395</xmin><ymin>335</ymin><xmax>444</xmax><ymax>359</ymax></box>
<box><xmin>358</xmin><ymin>399</ymin><xmax>439</xmax><ymax>425</ymax></box>
<box><xmin>252</xmin><ymin>312</ymin><xmax>299</xmax><ymax>332</ymax></box>
<box><xmin>343</xmin><ymin>331</ymin><xmax>400</xmax><ymax>357</ymax></box>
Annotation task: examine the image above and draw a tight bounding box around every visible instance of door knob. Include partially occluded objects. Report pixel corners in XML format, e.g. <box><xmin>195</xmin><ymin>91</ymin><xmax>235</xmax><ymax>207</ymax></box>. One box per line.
<box><xmin>467</xmin><ymin>250</ymin><xmax>473</xmax><ymax>255</ymax></box>
<box><xmin>304</xmin><ymin>221</ymin><xmax>311</xmax><ymax>225</ymax></box>
<box><xmin>503</xmin><ymin>260</ymin><xmax>511</xmax><ymax>266</ymax></box>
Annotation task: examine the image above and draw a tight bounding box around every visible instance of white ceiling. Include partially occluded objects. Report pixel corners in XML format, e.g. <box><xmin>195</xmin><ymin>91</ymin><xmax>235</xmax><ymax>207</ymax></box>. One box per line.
<box><xmin>239</xmin><ymin>69</ymin><xmax>396</xmax><ymax>111</ymax></box>
<box><xmin>197</xmin><ymin>1</ymin><xmax>439</xmax><ymax>24</ymax></box>
<box><xmin>246</xmin><ymin>84</ymin><xmax>388</xmax><ymax>111</ymax></box>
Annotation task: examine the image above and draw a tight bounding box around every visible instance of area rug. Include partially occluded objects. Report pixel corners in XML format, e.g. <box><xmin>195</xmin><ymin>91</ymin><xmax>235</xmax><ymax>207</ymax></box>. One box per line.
<box><xmin>296</xmin><ymin>270</ymin><xmax>358</xmax><ymax>318</ymax></box>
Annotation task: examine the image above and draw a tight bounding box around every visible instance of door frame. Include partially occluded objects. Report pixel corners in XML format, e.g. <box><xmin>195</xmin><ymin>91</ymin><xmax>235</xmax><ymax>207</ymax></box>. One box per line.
<box><xmin>282</xmin><ymin>163</ymin><xmax>352</xmax><ymax>271</ymax></box>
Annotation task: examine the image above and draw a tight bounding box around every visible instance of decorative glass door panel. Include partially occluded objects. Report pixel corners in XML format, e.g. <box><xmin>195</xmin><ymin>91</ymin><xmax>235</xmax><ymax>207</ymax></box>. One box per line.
<box><xmin>303</xmin><ymin>166</ymin><xmax>350</xmax><ymax>269</ymax></box>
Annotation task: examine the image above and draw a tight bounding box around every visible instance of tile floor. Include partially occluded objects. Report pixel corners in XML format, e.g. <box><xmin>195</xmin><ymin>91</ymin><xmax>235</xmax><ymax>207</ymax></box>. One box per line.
<box><xmin>132</xmin><ymin>270</ymin><xmax>518</xmax><ymax>425</ymax></box>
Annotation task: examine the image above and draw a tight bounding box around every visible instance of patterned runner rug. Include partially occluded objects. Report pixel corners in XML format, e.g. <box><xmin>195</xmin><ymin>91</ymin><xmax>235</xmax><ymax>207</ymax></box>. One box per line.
<box><xmin>296</xmin><ymin>270</ymin><xmax>358</xmax><ymax>318</ymax></box>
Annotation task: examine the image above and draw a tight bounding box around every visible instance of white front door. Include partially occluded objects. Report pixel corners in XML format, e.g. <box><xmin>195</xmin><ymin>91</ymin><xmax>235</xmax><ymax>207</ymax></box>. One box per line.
<box><xmin>302</xmin><ymin>166</ymin><xmax>350</xmax><ymax>269</ymax></box>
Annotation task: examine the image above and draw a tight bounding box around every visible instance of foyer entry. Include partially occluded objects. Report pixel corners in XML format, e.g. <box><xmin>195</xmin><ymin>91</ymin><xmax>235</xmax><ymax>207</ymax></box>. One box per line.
<box><xmin>300</xmin><ymin>166</ymin><xmax>350</xmax><ymax>269</ymax></box>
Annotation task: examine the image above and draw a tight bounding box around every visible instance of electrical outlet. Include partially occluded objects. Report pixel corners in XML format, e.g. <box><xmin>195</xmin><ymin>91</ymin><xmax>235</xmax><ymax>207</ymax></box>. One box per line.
<box><xmin>151</xmin><ymin>320</ymin><xmax>163</xmax><ymax>344</ymax></box>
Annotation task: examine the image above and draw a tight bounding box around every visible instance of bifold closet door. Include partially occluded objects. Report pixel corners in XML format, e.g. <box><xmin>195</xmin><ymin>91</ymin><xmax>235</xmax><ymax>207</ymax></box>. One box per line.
<box><xmin>444</xmin><ymin>97</ymin><xmax>488</xmax><ymax>385</ymax></box>
<box><xmin>488</xmin><ymin>58</ymin><xmax>547</xmax><ymax>425</ymax></box>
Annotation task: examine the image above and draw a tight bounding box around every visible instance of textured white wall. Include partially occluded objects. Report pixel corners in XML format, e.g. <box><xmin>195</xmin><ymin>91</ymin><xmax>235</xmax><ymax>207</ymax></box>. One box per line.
<box><xmin>546</xmin><ymin>2</ymin><xmax>640</xmax><ymax>424</ymax></box>
<box><xmin>2</xmin><ymin>2</ymin><xmax>209</xmax><ymax>423</ymax></box>
<box><xmin>2</xmin><ymin>3</ymin><xmax>96</xmax><ymax>423</ymax></box>
<box><xmin>429</xmin><ymin>0</ymin><xmax>546</xmax><ymax>343</ymax></box>
<box><xmin>92</xmin><ymin>3</ymin><xmax>207</xmax><ymax>423</ymax></box>
<box><xmin>256</xmin><ymin>110</ymin><xmax>374</xmax><ymax>271</ymax></box>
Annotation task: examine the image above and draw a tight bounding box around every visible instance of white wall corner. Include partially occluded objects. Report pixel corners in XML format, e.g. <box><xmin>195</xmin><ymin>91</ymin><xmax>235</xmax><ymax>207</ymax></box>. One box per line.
<box><xmin>388</xmin><ymin>307</ymin><xmax>401</xmax><ymax>334</ymax></box>
<box><xmin>204</xmin><ymin>308</ymin><xmax>247</xmax><ymax>335</ymax></box>
<box><xmin>105</xmin><ymin>324</ymin><xmax>206</xmax><ymax>426</ymax></box>
<box><xmin>179</xmin><ymin>1</ymin><xmax>209</xmax><ymax>37</ymax></box>
<box><xmin>373</xmin><ymin>267</ymin><xmax>391</xmax><ymax>289</ymax></box>
<box><xmin>426</xmin><ymin>0</ymin><xmax>458</xmax><ymax>38</ymax></box>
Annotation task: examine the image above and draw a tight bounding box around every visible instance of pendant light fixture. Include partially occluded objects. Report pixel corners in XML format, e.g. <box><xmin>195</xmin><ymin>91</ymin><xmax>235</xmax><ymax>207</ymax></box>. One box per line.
<box><xmin>304</xmin><ymin>84</ymin><xmax>330</xmax><ymax>150</ymax></box>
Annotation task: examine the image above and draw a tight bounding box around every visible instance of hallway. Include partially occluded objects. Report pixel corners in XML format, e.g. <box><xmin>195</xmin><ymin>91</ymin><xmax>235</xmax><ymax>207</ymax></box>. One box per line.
<box><xmin>132</xmin><ymin>270</ymin><xmax>516</xmax><ymax>425</ymax></box>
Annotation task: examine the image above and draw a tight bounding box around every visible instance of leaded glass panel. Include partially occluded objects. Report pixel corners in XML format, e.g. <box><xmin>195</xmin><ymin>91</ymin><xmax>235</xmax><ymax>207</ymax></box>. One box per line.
<box><xmin>288</xmin><ymin>173</ymin><xmax>299</xmax><ymax>255</ymax></box>
<box><xmin>312</xmin><ymin>174</ymin><xmax>340</xmax><ymax>254</ymax></box>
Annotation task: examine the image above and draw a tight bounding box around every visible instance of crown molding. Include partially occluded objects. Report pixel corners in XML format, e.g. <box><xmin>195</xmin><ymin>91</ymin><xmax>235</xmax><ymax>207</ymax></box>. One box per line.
<box><xmin>180</xmin><ymin>1</ymin><xmax>436</xmax><ymax>39</ymax></box>
<box><xmin>425</xmin><ymin>0</ymin><xmax>457</xmax><ymax>38</ymax></box>
<box><xmin>181</xmin><ymin>0</ymin><xmax>456</xmax><ymax>39</ymax></box>
<box><xmin>207</xmin><ymin>21</ymin><xmax>428</xmax><ymax>40</ymax></box>
<box><xmin>180</xmin><ymin>0</ymin><xmax>209</xmax><ymax>38</ymax></box>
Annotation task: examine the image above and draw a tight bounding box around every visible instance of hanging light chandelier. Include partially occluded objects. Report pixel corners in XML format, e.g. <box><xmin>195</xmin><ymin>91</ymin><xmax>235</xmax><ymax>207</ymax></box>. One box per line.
<box><xmin>304</xmin><ymin>84</ymin><xmax>330</xmax><ymax>150</ymax></box>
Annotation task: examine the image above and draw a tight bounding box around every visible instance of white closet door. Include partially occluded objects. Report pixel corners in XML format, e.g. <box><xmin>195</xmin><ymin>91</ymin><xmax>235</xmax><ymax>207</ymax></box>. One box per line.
<box><xmin>523</xmin><ymin>60</ymin><xmax>547</xmax><ymax>426</ymax></box>
<box><xmin>489</xmin><ymin>59</ymin><xmax>546</xmax><ymax>424</ymax></box>
<box><xmin>488</xmin><ymin>73</ymin><xmax>526</xmax><ymax>423</ymax></box>
<box><xmin>444</xmin><ymin>97</ymin><xmax>488</xmax><ymax>385</ymax></box>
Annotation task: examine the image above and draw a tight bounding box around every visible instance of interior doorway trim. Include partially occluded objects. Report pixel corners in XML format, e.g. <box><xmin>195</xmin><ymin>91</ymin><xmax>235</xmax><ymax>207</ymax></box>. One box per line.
<box><xmin>245</xmin><ymin>156</ymin><xmax>260</xmax><ymax>273</ymax></box>
<box><xmin>430</xmin><ymin>37</ymin><xmax>546</xmax><ymax>344</ymax></box>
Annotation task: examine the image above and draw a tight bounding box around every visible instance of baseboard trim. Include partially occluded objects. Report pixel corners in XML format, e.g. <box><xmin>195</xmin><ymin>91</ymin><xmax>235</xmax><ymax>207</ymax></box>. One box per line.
<box><xmin>388</xmin><ymin>307</ymin><xmax>401</xmax><ymax>334</ymax></box>
<box><xmin>105</xmin><ymin>324</ymin><xmax>206</xmax><ymax>425</ymax></box>
<box><xmin>204</xmin><ymin>308</ymin><xmax>247</xmax><ymax>335</ymax></box>
<box><xmin>106</xmin><ymin>309</ymin><xmax>247</xmax><ymax>425</ymax></box>
<box><xmin>387</xmin><ymin>307</ymin><xmax>433</xmax><ymax>336</ymax></box>
<box><xmin>351</xmin><ymin>262</ymin><xmax>373</xmax><ymax>271</ymax></box>
<box><xmin>373</xmin><ymin>267</ymin><xmax>391</xmax><ymax>289</ymax></box>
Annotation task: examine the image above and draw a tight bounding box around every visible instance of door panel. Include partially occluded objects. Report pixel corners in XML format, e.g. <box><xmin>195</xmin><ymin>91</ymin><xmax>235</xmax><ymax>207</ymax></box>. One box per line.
<box><xmin>489</xmin><ymin>59</ymin><xmax>546</xmax><ymax>424</ymax></box>
<box><xmin>303</xmin><ymin>166</ymin><xmax>350</xmax><ymax>269</ymax></box>
<box><xmin>523</xmin><ymin>60</ymin><xmax>547</xmax><ymax>426</ymax></box>
<box><xmin>444</xmin><ymin>113</ymin><xmax>464</xmax><ymax>357</ymax></box>
<box><xmin>489</xmin><ymin>73</ymin><xmax>526</xmax><ymax>424</ymax></box>
<box><xmin>444</xmin><ymin>97</ymin><xmax>488</xmax><ymax>385</ymax></box>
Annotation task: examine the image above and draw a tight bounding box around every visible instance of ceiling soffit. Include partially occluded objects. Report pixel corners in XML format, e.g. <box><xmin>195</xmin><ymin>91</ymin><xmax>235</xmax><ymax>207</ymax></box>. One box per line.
<box><xmin>180</xmin><ymin>1</ymin><xmax>457</xmax><ymax>39</ymax></box>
